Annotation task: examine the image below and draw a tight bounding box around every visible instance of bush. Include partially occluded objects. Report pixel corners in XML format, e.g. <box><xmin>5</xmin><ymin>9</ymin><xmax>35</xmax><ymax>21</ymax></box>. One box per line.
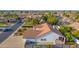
<box><xmin>24</xmin><ymin>18</ymin><xmax>39</xmax><ymax>26</ymax></box>
<box><xmin>65</xmin><ymin>33</ymin><xmax>74</xmax><ymax>42</ymax></box>
<box><xmin>65</xmin><ymin>41</ymin><xmax>76</xmax><ymax>45</ymax></box>
<box><xmin>59</xmin><ymin>26</ymin><xmax>74</xmax><ymax>42</ymax></box>
<box><xmin>47</xmin><ymin>16</ymin><xmax>58</xmax><ymax>25</ymax></box>
<box><xmin>72</xmin><ymin>30</ymin><xmax>79</xmax><ymax>40</ymax></box>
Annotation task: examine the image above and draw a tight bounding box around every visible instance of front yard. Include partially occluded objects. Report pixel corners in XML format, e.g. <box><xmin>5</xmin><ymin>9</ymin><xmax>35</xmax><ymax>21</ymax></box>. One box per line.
<box><xmin>0</xmin><ymin>23</ymin><xmax>7</xmax><ymax>27</ymax></box>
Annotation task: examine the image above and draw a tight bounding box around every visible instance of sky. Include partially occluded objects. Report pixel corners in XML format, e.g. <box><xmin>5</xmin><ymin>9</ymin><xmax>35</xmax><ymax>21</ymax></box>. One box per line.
<box><xmin>0</xmin><ymin>0</ymin><xmax>79</xmax><ymax>10</ymax></box>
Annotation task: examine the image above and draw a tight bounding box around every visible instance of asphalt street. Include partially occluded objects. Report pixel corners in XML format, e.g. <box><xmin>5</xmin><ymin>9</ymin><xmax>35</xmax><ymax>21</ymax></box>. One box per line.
<box><xmin>0</xmin><ymin>22</ymin><xmax>23</xmax><ymax>44</ymax></box>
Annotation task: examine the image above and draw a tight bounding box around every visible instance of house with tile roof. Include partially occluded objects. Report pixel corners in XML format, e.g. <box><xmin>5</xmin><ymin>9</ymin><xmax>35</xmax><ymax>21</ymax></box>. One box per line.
<box><xmin>58</xmin><ymin>17</ymin><xmax>73</xmax><ymax>25</ymax></box>
<box><xmin>23</xmin><ymin>23</ymin><xmax>65</xmax><ymax>47</ymax></box>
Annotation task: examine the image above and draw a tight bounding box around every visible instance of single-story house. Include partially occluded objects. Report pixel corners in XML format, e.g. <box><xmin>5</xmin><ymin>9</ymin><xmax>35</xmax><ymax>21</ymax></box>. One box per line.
<box><xmin>23</xmin><ymin>23</ymin><xmax>65</xmax><ymax>46</ymax></box>
<box><xmin>8</xmin><ymin>18</ymin><xmax>17</xmax><ymax>22</ymax></box>
<box><xmin>0</xmin><ymin>17</ymin><xmax>8</xmax><ymax>23</ymax></box>
<box><xmin>58</xmin><ymin>17</ymin><xmax>73</xmax><ymax>25</ymax></box>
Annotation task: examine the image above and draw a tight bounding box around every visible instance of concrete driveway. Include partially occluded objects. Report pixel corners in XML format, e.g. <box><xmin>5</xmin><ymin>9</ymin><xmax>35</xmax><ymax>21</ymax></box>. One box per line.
<box><xmin>0</xmin><ymin>36</ymin><xmax>24</xmax><ymax>48</ymax></box>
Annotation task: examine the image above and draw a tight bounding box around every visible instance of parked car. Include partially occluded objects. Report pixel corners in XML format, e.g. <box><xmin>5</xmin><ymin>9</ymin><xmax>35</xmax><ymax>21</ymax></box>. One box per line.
<box><xmin>4</xmin><ymin>28</ymin><xmax>12</xmax><ymax>32</ymax></box>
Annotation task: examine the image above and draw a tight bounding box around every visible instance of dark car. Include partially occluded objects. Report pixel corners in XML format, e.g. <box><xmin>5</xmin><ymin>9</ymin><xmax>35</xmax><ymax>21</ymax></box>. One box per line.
<box><xmin>4</xmin><ymin>28</ymin><xmax>13</xmax><ymax>32</ymax></box>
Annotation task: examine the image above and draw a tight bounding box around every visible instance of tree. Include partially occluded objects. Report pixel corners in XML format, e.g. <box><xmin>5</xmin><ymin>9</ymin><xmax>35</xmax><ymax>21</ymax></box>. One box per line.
<box><xmin>59</xmin><ymin>26</ymin><xmax>73</xmax><ymax>42</ymax></box>
<box><xmin>42</xmin><ymin>15</ymin><xmax>48</xmax><ymax>22</ymax></box>
<box><xmin>47</xmin><ymin>16</ymin><xmax>58</xmax><ymax>25</ymax></box>
<box><xmin>32</xmin><ymin>18</ymin><xmax>39</xmax><ymax>25</ymax></box>
<box><xmin>65</xmin><ymin>33</ymin><xmax>73</xmax><ymax>42</ymax></box>
<box><xmin>63</xmin><ymin>25</ymin><xmax>72</xmax><ymax>32</ymax></box>
<box><xmin>75</xmin><ymin>15</ymin><xmax>79</xmax><ymax>22</ymax></box>
<box><xmin>59</xmin><ymin>26</ymin><xmax>67</xmax><ymax>33</ymax></box>
<box><xmin>24</xmin><ymin>18</ymin><xmax>39</xmax><ymax>26</ymax></box>
<box><xmin>60</xmin><ymin>25</ymin><xmax>71</xmax><ymax>33</ymax></box>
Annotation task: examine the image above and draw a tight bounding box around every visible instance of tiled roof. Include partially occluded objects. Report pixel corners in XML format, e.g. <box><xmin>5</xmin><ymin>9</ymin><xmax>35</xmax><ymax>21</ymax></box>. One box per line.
<box><xmin>24</xmin><ymin>23</ymin><xmax>51</xmax><ymax>39</ymax></box>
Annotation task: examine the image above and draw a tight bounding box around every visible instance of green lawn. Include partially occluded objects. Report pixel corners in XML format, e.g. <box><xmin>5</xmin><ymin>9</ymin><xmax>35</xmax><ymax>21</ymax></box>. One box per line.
<box><xmin>0</xmin><ymin>23</ymin><xmax>7</xmax><ymax>27</ymax></box>
<box><xmin>11</xmin><ymin>22</ymin><xmax>16</xmax><ymax>24</ymax></box>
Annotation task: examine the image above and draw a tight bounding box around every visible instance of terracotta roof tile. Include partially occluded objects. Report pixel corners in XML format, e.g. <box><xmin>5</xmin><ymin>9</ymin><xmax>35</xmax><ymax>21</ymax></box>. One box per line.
<box><xmin>24</xmin><ymin>23</ymin><xmax>51</xmax><ymax>39</ymax></box>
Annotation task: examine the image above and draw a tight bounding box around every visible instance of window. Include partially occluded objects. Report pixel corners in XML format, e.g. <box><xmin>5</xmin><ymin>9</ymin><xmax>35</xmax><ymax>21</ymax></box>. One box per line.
<box><xmin>59</xmin><ymin>37</ymin><xmax>64</xmax><ymax>41</ymax></box>
<box><xmin>41</xmin><ymin>38</ymin><xmax>46</xmax><ymax>41</ymax></box>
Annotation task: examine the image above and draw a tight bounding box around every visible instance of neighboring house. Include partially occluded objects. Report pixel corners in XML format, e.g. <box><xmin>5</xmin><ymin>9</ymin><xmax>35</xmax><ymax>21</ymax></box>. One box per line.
<box><xmin>58</xmin><ymin>17</ymin><xmax>73</xmax><ymax>25</ymax></box>
<box><xmin>9</xmin><ymin>17</ymin><xmax>24</xmax><ymax>23</ymax></box>
<box><xmin>70</xmin><ymin>22</ymin><xmax>79</xmax><ymax>30</ymax></box>
<box><xmin>23</xmin><ymin>23</ymin><xmax>65</xmax><ymax>46</ymax></box>
<box><xmin>9</xmin><ymin>18</ymin><xmax>17</xmax><ymax>22</ymax></box>
<box><xmin>0</xmin><ymin>18</ymin><xmax>16</xmax><ymax>31</ymax></box>
<box><xmin>0</xmin><ymin>17</ymin><xmax>8</xmax><ymax>23</ymax></box>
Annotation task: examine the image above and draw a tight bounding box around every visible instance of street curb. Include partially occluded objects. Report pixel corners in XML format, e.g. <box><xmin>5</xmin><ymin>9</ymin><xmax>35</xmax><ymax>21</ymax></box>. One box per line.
<box><xmin>0</xmin><ymin>22</ymin><xmax>25</xmax><ymax>46</ymax></box>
